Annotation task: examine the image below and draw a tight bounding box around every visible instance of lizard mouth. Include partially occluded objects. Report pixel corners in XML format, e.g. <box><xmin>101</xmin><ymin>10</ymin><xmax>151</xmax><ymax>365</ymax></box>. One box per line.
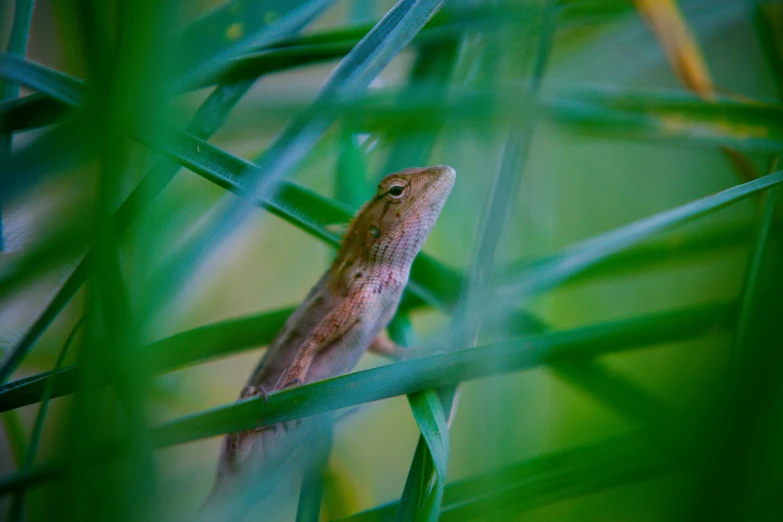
<box><xmin>399</xmin><ymin>165</ymin><xmax>456</xmax><ymax>221</ymax></box>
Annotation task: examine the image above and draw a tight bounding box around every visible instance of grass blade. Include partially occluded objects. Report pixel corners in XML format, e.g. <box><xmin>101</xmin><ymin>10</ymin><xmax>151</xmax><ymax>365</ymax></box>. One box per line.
<box><xmin>180</xmin><ymin>0</ymin><xmax>337</xmax><ymax>88</ymax></box>
<box><xmin>0</xmin><ymin>301</ymin><xmax>731</xmax><ymax>495</ymax></box>
<box><xmin>148</xmin><ymin>301</ymin><xmax>732</xmax><ymax>450</ymax></box>
<box><xmin>339</xmin><ymin>433</ymin><xmax>676</xmax><ymax>522</ymax></box>
<box><xmin>499</xmin><ymin>169</ymin><xmax>783</xmax><ymax>303</ymax></box>
<box><xmin>0</xmin><ymin>0</ymin><xmax>36</xmax><ymax>251</ymax></box>
<box><xmin>685</xmin><ymin>188</ymin><xmax>783</xmax><ymax>519</ymax></box>
<box><xmin>7</xmin><ymin>318</ymin><xmax>82</xmax><ymax>521</ymax></box>
<box><xmin>0</xmin><ymin>305</ymin><xmax>295</xmax><ymax>413</ymax></box>
<box><xmin>398</xmin><ymin>4</ymin><xmax>557</xmax><ymax>518</ymax></box>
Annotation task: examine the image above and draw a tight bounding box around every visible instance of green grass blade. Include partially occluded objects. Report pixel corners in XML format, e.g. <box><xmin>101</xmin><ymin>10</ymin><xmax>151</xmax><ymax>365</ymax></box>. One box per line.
<box><xmin>0</xmin><ymin>411</ymin><xmax>26</xmax><ymax>468</ymax></box>
<box><xmin>380</xmin><ymin>41</ymin><xmax>457</xmax><ymax>176</ymax></box>
<box><xmin>295</xmin><ymin>423</ymin><xmax>334</xmax><ymax>522</ymax></box>
<box><xmin>138</xmin><ymin>0</ymin><xmax>445</xmax><ymax>321</ymax></box>
<box><xmin>339</xmin><ymin>433</ymin><xmax>674</xmax><ymax>522</ymax></box>
<box><xmin>685</xmin><ymin>192</ymin><xmax>783</xmax><ymax>518</ymax></box>
<box><xmin>746</xmin><ymin>0</ymin><xmax>783</xmax><ymax>99</ymax></box>
<box><xmin>398</xmin><ymin>4</ymin><xmax>558</xmax><ymax>518</ymax></box>
<box><xmin>499</xmin><ymin>169</ymin><xmax>783</xmax><ymax>303</ymax></box>
<box><xmin>396</xmin><ymin>390</ymin><xmax>449</xmax><ymax>522</ymax></box>
<box><xmin>0</xmin><ymin>79</ymin><xmax>257</xmax><ymax>385</ymax></box>
<box><xmin>0</xmin><ymin>0</ymin><xmax>36</xmax><ymax>251</ymax></box>
<box><xmin>0</xmin><ymin>305</ymin><xmax>295</xmax><ymax>413</ymax></box>
<box><xmin>0</xmin><ymin>301</ymin><xmax>730</xmax><ymax>495</ymax></box>
<box><xmin>498</xmin><ymin>219</ymin><xmax>758</xmax><ymax>290</ymax></box>
<box><xmin>180</xmin><ymin>0</ymin><xmax>337</xmax><ymax>88</ymax></box>
<box><xmin>7</xmin><ymin>317</ymin><xmax>82</xmax><ymax>521</ymax></box>
<box><xmin>0</xmin><ymin>0</ymin><xmax>36</xmax><ymax>103</ymax></box>
<box><xmin>728</xmin><ymin>186</ymin><xmax>780</xmax><ymax>366</ymax></box>
<box><xmin>148</xmin><ymin>301</ymin><xmax>732</xmax><ymax>449</ymax></box>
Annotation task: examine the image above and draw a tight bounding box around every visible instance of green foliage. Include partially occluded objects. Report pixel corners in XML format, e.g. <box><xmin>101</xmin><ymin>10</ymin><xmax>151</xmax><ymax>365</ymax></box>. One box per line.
<box><xmin>1</xmin><ymin>0</ymin><xmax>782</xmax><ymax>521</ymax></box>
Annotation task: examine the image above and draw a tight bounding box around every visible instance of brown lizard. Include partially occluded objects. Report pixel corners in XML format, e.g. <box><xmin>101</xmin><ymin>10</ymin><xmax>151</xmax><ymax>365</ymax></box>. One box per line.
<box><xmin>207</xmin><ymin>165</ymin><xmax>455</xmax><ymax>504</ymax></box>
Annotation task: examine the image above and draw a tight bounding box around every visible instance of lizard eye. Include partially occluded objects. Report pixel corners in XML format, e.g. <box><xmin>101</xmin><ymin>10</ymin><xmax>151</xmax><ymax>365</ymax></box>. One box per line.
<box><xmin>387</xmin><ymin>184</ymin><xmax>406</xmax><ymax>199</ymax></box>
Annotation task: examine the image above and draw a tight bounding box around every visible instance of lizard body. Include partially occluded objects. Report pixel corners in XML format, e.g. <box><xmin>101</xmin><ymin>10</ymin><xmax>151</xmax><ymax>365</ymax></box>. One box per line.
<box><xmin>209</xmin><ymin>165</ymin><xmax>455</xmax><ymax>498</ymax></box>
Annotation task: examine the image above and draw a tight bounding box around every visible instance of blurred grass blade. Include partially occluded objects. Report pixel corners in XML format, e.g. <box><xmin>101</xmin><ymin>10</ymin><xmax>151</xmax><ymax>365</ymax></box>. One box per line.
<box><xmin>0</xmin><ymin>54</ymin><xmax>83</xmax><ymax>106</ymax></box>
<box><xmin>380</xmin><ymin>41</ymin><xmax>457</xmax><ymax>175</ymax></box>
<box><xmin>295</xmin><ymin>423</ymin><xmax>334</xmax><ymax>522</ymax></box>
<box><xmin>0</xmin><ymin>411</ymin><xmax>25</xmax><ymax>468</ymax></box>
<box><xmin>340</xmin><ymin>433</ymin><xmax>676</xmax><ymax>522</ymax></box>
<box><xmin>748</xmin><ymin>0</ymin><xmax>783</xmax><ymax>98</ymax></box>
<box><xmin>0</xmin><ymin>306</ymin><xmax>294</xmax><ymax>413</ymax></box>
<box><xmin>7</xmin><ymin>318</ymin><xmax>82</xmax><ymax>522</ymax></box>
<box><xmin>383</xmin><ymin>40</ymin><xmax>458</xmax><ymax>522</ymax></box>
<box><xmin>398</xmin><ymin>4</ymin><xmax>557</xmax><ymax>518</ymax></box>
<box><xmin>686</xmin><ymin>191</ymin><xmax>783</xmax><ymax>519</ymax></box>
<box><xmin>140</xmin><ymin>0</ymin><xmax>445</xmax><ymax>320</ymax></box>
<box><xmin>634</xmin><ymin>0</ymin><xmax>761</xmax><ymax>182</ymax></box>
<box><xmin>1</xmin><ymin>0</ymin><xmax>36</xmax><ymax>251</ymax></box>
<box><xmin>0</xmin><ymin>0</ymin><xmax>319</xmax><ymax>385</ymax></box>
<box><xmin>0</xmin><ymin>79</ymin><xmax>257</xmax><ymax>385</ymax></box>
<box><xmin>729</xmin><ymin>185</ymin><xmax>780</xmax><ymax>368</ymax></box>
<box><xmin>634</xmin><ymin>0</ymin><xmax>714</xmax><ymax>97</ymax></box>
<box><xmin>499</xmin><ymin>169</ymin><xmax>783</xmax><ymax>303</ymax></box>
<box><xmin>179</xmin><ymin>0</ymin><xmax>337</xmax><ymax>88</ymax></box>
<box><xmin>0</xmin><ymin>0</ymin><xmax>36</xmax><ymax>111</ymax></box>
<box><xmin>335</xmin><ymin>123</ymin><xmax>369</xmax><ymax>208</ymax></box>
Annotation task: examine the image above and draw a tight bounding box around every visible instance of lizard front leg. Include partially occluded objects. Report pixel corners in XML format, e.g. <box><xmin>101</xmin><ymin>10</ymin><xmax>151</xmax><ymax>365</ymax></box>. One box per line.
<box><xmin>275</xmin><ymin>299</ymin><xmax>363</xmax><ymax>391</ymax></box>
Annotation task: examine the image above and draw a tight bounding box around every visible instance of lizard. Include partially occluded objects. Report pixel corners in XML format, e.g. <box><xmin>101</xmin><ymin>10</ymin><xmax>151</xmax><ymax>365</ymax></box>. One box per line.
<box><xmin>206</xmin><ymin>165</ymin><xmax>456</xmax><ymax>504</ymax></box>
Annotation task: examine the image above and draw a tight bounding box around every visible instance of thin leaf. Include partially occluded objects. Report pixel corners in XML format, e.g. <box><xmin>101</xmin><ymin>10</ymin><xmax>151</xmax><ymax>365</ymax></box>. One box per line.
<box><xmin>340</xmin><ymin>433</ymin><xmax>676</xmax><ymax>522</ymax></box>
<box><xmin>399</xmin><ymin>4</ymin><xmax>557</xmax><ymax>518</ymax></box>
<box><xmin>634</xmin><ymin>0</ymin><xmax>715</xmax><ymax>97</ymax></box>
<box><xmin>1</xmin><ymin>0</ymin><xmax>37</xmax><ymax>252</ymax></box>
<box><xmin>0</xmin><ymin>306</ymin><xmax>295</xmax><ymax>413</ymax></box>
<box><xmin>498</xmin><ymin>169</ymin><xmax>783</xmax><ymax>304</ymax></box>
<box><xmin>382</xmin><ymin>41</ymin><xmax>459</xmax><ymax>522</ymax></box>
<box><xmin>179</xmin><ymin>0</ymin><xmax>337</xmax><ymax>88</ymax></box>
<box><xmin>295</xmin><ymin>422</ymin><xmax>334</xmax><ymax>522</ymax></box>
<box><xmin>7</xmin><ymin>317</ymin><xmax>82</xmax><ymax>522</ymax></box>
<box><xmin>728</xmin><ymin>186</ymin><xmax>780</xmax><ymax>367</ymax></box>
<box><xmin>396</xmin><ymin>391</ymin><xmax>449</xmax><ymax>521</ymax></box>
<box><xmin>0</xmin><ymin>301</ymin><xmax>732</xmax><ymax>495</ymax></box>
<box><xmin>137</xmin><ymin>0</ymin><xmax>445</xmax><ymax>322</ymax></box>
<box><xmin>0</xmin><ymin>411</ymin><xmax>26</xmax><ymax>468</ymax></box>
<box><xmin>747</xmin><ymin>0</ymin><xmax>783</xmax><ymax>99</ymax></box>
<box><xmin>685</xmin><ymin>190</ymin><xmax>783</xmax><ymax>519</ymax></box>
<box><xmin>149</xmin><ymin>301</ymin><xmax>732</xmax><ymax>450</ymax></box>
<box><xmin>0</xmin><ymin>78</ymin><xmax>257</xmax><ymax>385</ymax></box>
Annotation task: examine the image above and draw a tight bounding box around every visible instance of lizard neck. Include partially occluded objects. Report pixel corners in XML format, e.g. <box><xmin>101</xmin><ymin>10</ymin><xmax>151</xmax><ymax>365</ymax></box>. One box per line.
<box><xmin>328</xmin><ymin>250</ymin><xmax>409</xmax><ymax>297</ymax></box>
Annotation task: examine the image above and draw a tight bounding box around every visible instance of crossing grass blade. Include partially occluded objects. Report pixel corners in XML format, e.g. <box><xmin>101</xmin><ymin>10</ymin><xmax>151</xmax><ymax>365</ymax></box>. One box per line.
<box><xmin>338</xmin><ymin>433</ymin><xmax>675</xmax><ymax>522</ymax></box>
<box><xmin>0</xmin><ymin>301</ymin><xmax>733</xmax><ymax>498</ymax></box>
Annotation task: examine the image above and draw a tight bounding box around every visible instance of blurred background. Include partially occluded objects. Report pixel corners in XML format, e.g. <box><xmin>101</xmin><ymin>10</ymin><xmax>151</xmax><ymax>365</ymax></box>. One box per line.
<box><xmin>1</xmin><ymin>0</ymin><xmax>782</xmax><ymax>520</ymax></box>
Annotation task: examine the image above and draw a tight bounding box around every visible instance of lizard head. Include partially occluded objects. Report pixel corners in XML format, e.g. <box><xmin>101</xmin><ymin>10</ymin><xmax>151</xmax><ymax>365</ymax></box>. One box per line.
<box><xmin>340</xmin><ymin>165</ymin><xmax>455</xmax><ymax>269</ymax></box>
